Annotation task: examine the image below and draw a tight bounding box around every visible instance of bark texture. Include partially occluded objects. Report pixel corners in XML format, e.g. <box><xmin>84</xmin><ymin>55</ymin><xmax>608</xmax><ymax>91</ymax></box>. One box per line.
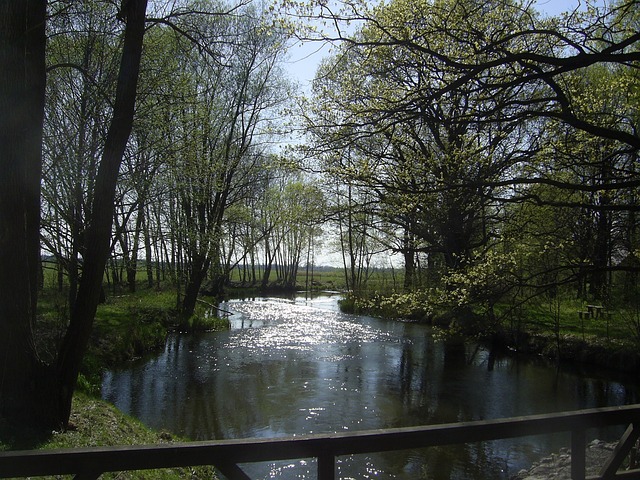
<box><xmin>0</xmin><ymin>0</ymin><xmax>49</xmax><ymax>427</ymax></box>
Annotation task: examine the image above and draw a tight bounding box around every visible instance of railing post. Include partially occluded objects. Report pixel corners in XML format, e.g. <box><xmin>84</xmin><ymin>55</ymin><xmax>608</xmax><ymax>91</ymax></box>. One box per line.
<box><xmin>216</xmin><ymin>462</ymin><xmax>253</xmax><ymax>480</ymax></box>
<box><xmin>571</xmin><ymin>428</ymin><xmax>586</xmax><ymax>480</ymax></box>
<box><xmin>598</xmin><ymin>423</ymin><xmax>640</xmax><ymax>479</ymax></box>
<box><xmin>318</xmin><ymin>453</ymin><xmax>336</xmax><ymax>480</ymax></box>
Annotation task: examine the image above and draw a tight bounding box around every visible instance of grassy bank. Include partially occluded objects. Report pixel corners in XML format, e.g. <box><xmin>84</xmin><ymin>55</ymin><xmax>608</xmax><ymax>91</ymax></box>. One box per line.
<box><xmin>37</xmin><ymin>286</ymin><xmax>229</xmax><ymax>394</ymax></box>
<box><xmin>0</xmin><ymin>392</ymin><xmax>218</xmax><ymax>479</ymax></box>
<box><xmin>492</xmin><ymin>298</ymin><xmax>640</xmax><ymax>372</ymax></box>
<box><xmin>3</xmin><ymin>285</ymin><xmax>228</xmax><ymax>477</ymax></box>
<box><xmin>342</xmin><ymin>291</ymin><xmax>640</xmax><ymax>373</ymax></box>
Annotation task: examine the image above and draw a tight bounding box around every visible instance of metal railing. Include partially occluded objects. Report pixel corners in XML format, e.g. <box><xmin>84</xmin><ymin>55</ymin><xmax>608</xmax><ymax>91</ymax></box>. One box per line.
<box><xmin>2</xmin><ymin>405</ymin><xmax>640</xmax><ymax>480</ymax></box>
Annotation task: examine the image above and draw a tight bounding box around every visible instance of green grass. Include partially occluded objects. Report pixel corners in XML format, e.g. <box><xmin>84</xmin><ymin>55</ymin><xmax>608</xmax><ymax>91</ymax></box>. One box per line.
<box><xmin>36</xmin><ymin>285</ymin><xmax>230</xmax><ymax>395</ymax></box>
<box><xmin>0</xmin><ymin>392</ymin><xmax>218</xmax><ymax>479</ymax></box>
<box><xmin>497</xmin><ymin>296</ymin><xmax>635</xmax><ymax>345</ymax></box>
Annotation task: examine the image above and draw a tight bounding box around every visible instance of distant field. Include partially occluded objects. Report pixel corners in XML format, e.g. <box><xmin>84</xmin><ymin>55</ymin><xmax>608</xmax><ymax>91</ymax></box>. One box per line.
<box><xmin>230</xmin><ymin>264</ymin><xmax>405</xmax><ymax>293</ymax></box>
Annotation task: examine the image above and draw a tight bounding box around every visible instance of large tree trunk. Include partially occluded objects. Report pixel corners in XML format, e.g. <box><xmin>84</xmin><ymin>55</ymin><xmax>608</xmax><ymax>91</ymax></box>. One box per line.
<box><xmin>589</xmin><ymin>160</ymin><xmax>613</xmax><ymax>302</ymax></box>
<box><xmin>56</xmin><ymin>0</ymin><xmax>148</xmax><ymax>427</ymax></box>
<box><xmin>0</xmin><ymin>0</ymin><xmax>49</xmax><ymax>427</ymax></box>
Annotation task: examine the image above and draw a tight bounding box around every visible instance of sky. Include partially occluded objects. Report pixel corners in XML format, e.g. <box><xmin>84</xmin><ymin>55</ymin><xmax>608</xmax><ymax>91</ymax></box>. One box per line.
<box><xmin>283</xmin><ymin>0</ymin><xmax>608</xmax><ymax>90</ymax></box>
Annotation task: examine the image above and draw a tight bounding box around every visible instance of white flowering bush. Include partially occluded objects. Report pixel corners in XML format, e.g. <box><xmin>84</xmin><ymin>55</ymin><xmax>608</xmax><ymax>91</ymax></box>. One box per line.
<box><xmin>440</xmin><ymin>249</ymin><xmax>521</xmax><ymax>310</ymax></box>
<box><xmin>342</xmin><ymin>289</ymin><xmax>434</xmax><ymax>321</ymax></box>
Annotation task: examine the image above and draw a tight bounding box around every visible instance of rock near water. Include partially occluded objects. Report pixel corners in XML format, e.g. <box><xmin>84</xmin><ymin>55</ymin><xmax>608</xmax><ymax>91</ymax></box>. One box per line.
<box><xmin>511</xmin><ymin>440</ymin><xmax>621</xmax><ymax>480</ymax></box>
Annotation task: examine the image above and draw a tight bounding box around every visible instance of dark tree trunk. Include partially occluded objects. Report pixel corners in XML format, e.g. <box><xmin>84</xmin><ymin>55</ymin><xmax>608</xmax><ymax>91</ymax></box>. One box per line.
<box><xmin>0</xmin><ymin>0</ymin><xmax>147</xmax><ymax>429</ymax></box>
<box><xmin>403</xmin><ymin>229</ymin><xmax>415</xmax><ymax>291</ymax></box>
<box><xmin>0</xmin><ymin>0</ymin><xmax>50</xmax><ymax>427</ymax></box>
<box><xmin>590</xmin><ymin>210</ymin><xmax>610</xmax><ymax>300</ymax></box>
<box><xmin>261</xmin><ymin>238</ymin><xmax>277</xmax><ymax>290</ymax></box>
<box><xmin>143</xmin><ymin>209</ymin><xmax>154</xmax><ymax>288</ymax></box>
<box><xmin>23</xmin><ymin>3</ymin><xmax>45</xmax><ymax>330</ymax></box>
<box><xmin>441</xmin><ymin>200</ymin><xmax>471</xmax><ymax>271</ymax></box>
<box><xmin>56</xmin><ymin>0</ymin><xmax>148</xmax><ymax>427</ymax></box>
<box><xmin>589</xmin><ymin>161</ymin><xmax>612</xmax><ymax>301</ymax></box>
<box><xmin>181</xmin><ymin>255</ymin><xmax>211</xmax><ymax>321</ymax></box>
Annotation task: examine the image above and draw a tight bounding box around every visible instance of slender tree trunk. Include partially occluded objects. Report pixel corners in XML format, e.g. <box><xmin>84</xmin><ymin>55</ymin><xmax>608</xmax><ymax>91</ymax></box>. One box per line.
<box><xmin>181</xmin><ymin>255</ymin><xmax>211</xmax><ymax>320</ymax></box>
<box><xmin>126</xmin><ymin>203</ymin><xmax>145</xmax><ymax>293</ymax></box>
<box><xmin>143</xmin><ymin>209</ymin><xmax>154</xmax><ymax>288</ymax></box>
<box><xmin>261</xmin><ymin>238</ymin><xmax>276</xmax><ymax>289</ymax></box>
<box><xmin>68</xmin><ymin>40</ymin><xmax>94</xmax><ymax>313</ymax></box>
<box><xmin>56</xmin><ymin>0</ymin><xmax>148</xmax><ymax>426</ymax></box>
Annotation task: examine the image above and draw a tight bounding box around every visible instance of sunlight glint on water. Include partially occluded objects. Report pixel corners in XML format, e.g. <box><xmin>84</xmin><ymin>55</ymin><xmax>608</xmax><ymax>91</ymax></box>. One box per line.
<box><xmin>102</xmin><ymin>295</ymin><xmax>639</xmax><ymax>480</ymax></box>
<box><xmin>224</xmin><ymin>298</ymin><xmax>396</xmax><ymax>354</ymax></box>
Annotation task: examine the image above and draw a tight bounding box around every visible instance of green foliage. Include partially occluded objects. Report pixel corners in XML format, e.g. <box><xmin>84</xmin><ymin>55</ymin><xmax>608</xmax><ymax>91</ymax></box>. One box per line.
<box><xmin>76</xmin><ymin>372</ymin><xmax>101</xmax><ymax>397</ymax></box>
<box><xmin>77</xmin><ymin>340</ymin><xmax>104</xmax><ymax>396</ymax></box>
<box><xmin>296</xmin><ymin>0</ymin><xmax>640</xmax><ymax>322</ymax></box>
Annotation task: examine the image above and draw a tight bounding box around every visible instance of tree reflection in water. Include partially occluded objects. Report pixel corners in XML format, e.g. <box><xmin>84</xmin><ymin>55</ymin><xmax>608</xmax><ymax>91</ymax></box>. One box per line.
<box><xmin>102</xmin><ymin>296</ymin><xmax>639</xmax><ymax>479</ymax></box>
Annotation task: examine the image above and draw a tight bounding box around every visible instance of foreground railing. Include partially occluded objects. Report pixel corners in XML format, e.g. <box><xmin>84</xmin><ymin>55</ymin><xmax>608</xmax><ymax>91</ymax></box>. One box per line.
<box><xmin>2</xmin><ymin>405</ymin><xmax>640</xmax><ymax>480</ymax></box>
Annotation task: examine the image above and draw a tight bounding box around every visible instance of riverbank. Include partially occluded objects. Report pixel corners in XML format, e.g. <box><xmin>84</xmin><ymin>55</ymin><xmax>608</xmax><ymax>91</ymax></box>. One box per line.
<box><xmin>1</xmin><ymin>288</ymin><xmax>227</xmax><ymax>476</ymax></box>
<box><xmin>439</xmin><ymin>306</ymin><xmax>640</xmax><ymax>375</ymax></box>
<box><xmin>494</xmin><ymin>329</ymin><xmax>640</xmax><ymax>374</ymax></box>
<box><xmin>339</xmin><ymin>293</ymin><xmax>640</xmax><ymax>374</ymax></box>
<box><xmin>36</xmin><ymin>288</ymin><xmax>229</xmax><ymax>393</ymax></box>
<box><xmin>0</xmin><ymin>392</ymin><xmax>218</xmax><ymax>479</ymax></box>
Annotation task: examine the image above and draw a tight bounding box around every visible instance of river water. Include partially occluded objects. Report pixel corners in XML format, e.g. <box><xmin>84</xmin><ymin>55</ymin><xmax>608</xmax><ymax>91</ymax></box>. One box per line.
<box><xmin>101</xmin><ymin>294</ymin><xmax>639</xmax><ymax>479</ymax></box>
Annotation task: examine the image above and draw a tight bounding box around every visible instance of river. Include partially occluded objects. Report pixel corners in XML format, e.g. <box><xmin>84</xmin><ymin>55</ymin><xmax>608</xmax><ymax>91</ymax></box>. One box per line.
<box><xmin>101</xmin><ymin>294</ymin><xmax>639</xmax><ymax>479</ymax></box>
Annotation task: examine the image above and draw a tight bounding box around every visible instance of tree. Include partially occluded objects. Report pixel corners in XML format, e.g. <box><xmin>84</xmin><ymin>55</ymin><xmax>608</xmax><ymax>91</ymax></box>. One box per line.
<box><xmin>42</xmin><ymin>1</ymin><xmax>120</xmax><ymax>304</ymax></box>
<box><xmin>56</xmin><ymin>0</ymin><xmax>148</xmax><ymax>425</ymax></box>
<box><xmin>295</xmin><ymin>0</ymin><xmax>640</xmax><ymax>312</ymax></box>
<box><xmin>303</xmin><ymin>0</ymin><xmax>538</xmax><ymax>284</ymax></box>
<box><xmin>0</xmin><ymin>0</ymin><xmax>148</xmax><ymax>429</ymax></box>
<box><xmin>164</xmin><ymin>5</ymin><xmax>289</xmax><ymax>318</ymax></box>
<box><xmin>0</xmin><ymin>0</ymin><xmax>48</xmax><ymax>427</ymax></box>
<box><xmin>294</xmin><ymin>0</ymin><xmax>640</xmax><ymax>148</ymax></box>
<box><xmin>269</xmin><ymin>178</ymin><xmax>326</xmax><ymax>288</ymax></box>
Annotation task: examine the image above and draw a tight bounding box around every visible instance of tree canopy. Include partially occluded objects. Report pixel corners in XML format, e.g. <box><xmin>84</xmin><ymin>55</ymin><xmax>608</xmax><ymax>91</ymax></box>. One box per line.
<box><xmin>296</xmin><ymin>0</ymin><xmax>639</xmax><ymax>317</ymax></box>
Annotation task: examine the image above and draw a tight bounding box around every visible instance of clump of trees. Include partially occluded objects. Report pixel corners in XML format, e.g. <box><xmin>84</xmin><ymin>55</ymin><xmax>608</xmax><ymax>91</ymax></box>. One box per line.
<box><xmin>0</xmin><ymin>0</ymin><xmax>327</xmax><ymax>430</ymax></box>
<box><xmin>297</xmin><ymin>0</ymin><xmax>640</xmax><ymax>320</ymax></box>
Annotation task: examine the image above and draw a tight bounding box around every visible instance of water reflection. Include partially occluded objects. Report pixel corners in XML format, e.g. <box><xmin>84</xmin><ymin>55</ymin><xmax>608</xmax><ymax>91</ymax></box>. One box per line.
<box><xmin>102</xmin><ymin>295</ymin><xmax>639</xmax><ymax>479</ymax></box>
